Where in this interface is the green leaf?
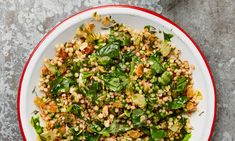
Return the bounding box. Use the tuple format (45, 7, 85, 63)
(150, 126, 167, 139)
(94, 39, 106, 47)
(144, 25, 156, 33)
(105, 77, 122, 91)
(97, 56, 112, 66)
(122, 52, 134, 62)
(163, 32, 173, 42)
(85, 80, 101, 102)
(96, 42, 120, 59)
(158, 71, 173, 86)
(132, 109, 144, 125)
(124, 109, 131, 117)
(67, 104, 82, 117)
(175, 77, 189, 94)
(169, 96, 188, 109)
(130, 56, 139, 76)
(99, 121, 132, 136)
(132, 94, 146, 108)
(82, 71, 93, 78)
(85, 132, 100, 141)
(102, 68, 128, 92)
(159, 42, 172, 57)
(182, 133, 192, 141)
(31, 115, 43, 134)
(149, 56, 164, 74)
(50, 77, 76, 96)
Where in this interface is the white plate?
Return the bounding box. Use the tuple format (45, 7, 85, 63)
(17, 5, 216, 141)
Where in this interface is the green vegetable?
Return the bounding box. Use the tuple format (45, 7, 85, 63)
(122, 52, 134, 62)
(31, 115, 43, 134)
(132, 109, 144, 125)
(175, 77, 189, 94)
(95, 39, 106, 47)
(150, 126, 167, 139)
(116, 32, 131, 46)
(182, 133, 192, 141)
(149, 55, 164, 74)
(99, 121, 132, 136)
(77, 72, 93, 88)
(71, 62, 80, 73)
(169, 96, 188, 109)
(130, 56, 139, 76)
(124, 109, 131, 117)
(132, 94, 146, 108)
(97, 56, 112, 66)
(69, 127, 83, 141)
(163, 32, 173, 42)
(85, 132, 100, 141)
(44, 62, 57, 75)
(96, 42, 120, 59)
(159, 42, 172, 57)
(158, 71, 173, 86)
(144, 25, 156, 33)
(102, 68, 128, 92)
(67, 104, 82, 117)
(50, 77, 76, 96)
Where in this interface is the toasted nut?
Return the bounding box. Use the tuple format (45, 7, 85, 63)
(41, 65, 49, 75)
(102, 105, 109, 117)
(186, 87, 195, 98)
(136, 64, 143, 77)
(186, 102, 197, 113)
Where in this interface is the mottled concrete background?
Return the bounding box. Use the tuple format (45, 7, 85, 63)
(0, 0, 234, 140)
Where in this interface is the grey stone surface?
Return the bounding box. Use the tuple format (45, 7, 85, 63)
(0, 0, 234, 140)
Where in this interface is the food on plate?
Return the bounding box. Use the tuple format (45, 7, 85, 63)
(31, 13, 202, 141)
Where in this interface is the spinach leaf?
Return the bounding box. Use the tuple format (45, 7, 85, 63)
(102, 68, 128, 92)
(130, 56, 139, 76)
(175, 77, 189, 94)
(82, 71, 93, 78)
(124, 109, 131, 117)
(122, 52, 134, 62)
(85, 80, 100, 102)
(149, 56, 165, 74)
(67, 104, 82, 117)
(85, 132, 100, 141)
(169, 96, 188, 109)
(104, 77, 123, 91)
(99, 121, 132, 136)
(117, 32, 131, 46)
(31, 115, 43, 134)
(71, 62, 80, 73)
(144, 25, 156, 33)
(163, 32, 173, 42)
(108, 27, 115, 43)
(69, 127, 83, 141)
(97, 56, 112, 66)
(131, 109, 144, 125)
(158, 71, 173, 86)
(150, 126, 167, 139)
(182, 133, 192, 141)
(96, 42, 120, 59)
(94, 39, 106, 47)
(77, 72, 93, 88)
(50, 77, 76, 96)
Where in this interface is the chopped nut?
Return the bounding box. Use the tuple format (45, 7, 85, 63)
(186, 101, 197, 113)
(102, 16, 111, 27)
(136, 64, 143, 77)
(102, 105, 109, 117)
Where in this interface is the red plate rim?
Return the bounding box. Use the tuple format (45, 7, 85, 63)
(17, 4, 216, 141)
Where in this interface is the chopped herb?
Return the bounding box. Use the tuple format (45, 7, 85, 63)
(163, 32, 174, 42)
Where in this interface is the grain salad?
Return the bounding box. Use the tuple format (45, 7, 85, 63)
(31, 13, 202, 141)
